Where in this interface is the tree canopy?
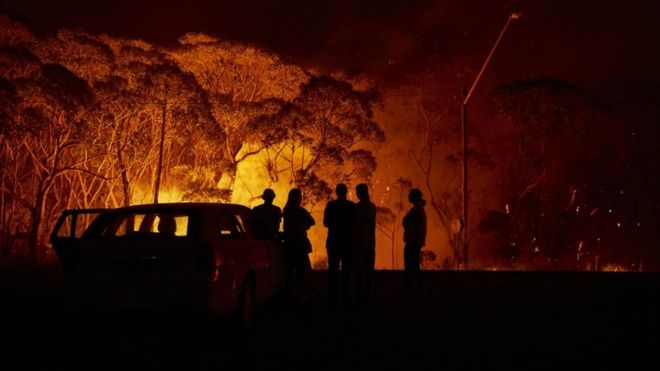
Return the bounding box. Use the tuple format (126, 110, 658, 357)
(0, 24, 384, 264)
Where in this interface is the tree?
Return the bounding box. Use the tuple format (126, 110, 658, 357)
(376, 177, 412, 269)
(169, 35, 309, 197)
(87, 76, 147, 207)
(0, 25, 388, 267)
(251, 76, 385, 204)
(0, 45, 43, 258)
(0, 77, 21, 257)
(420, 250, 437, 270)
(170, 34, 308, 102)
(138, 62, 219, 203)
(0, 14, 37, 47)
(207, 96, 285, 197)
(583, 82, 660, 271)
(9, 63, 94, 264)
(0, 46, 42, 81)
(477, 211, 514, 267)
(31, 29, 114, 83)
(411, 100, 495, 267)
(489, 79, 612, 269)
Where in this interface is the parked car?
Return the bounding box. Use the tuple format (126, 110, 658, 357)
(50, 203, 288, 327)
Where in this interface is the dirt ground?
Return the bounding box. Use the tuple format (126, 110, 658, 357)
(1, 268, 658, 370)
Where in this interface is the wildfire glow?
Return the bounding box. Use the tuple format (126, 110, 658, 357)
(0, 12, 655, 271)
(601, 264, 628, 272)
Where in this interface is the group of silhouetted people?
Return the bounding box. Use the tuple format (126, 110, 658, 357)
(323, 183, 377, 305)
(251, 184, 427, 304)
(252, 187, 315, 300)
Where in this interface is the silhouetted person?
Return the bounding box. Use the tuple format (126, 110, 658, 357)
(354, 183, 377, 300)
(402, 188, 426, 294)
(283, 188, 315, 301)
(158, 214, 177, 236)
(252, 188, 282, 239)
(323, 183, 355, 305)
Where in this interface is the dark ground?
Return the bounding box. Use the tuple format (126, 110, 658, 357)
(1, 267, 658, 370)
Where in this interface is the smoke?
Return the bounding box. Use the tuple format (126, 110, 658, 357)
(5, 0, 660, 84)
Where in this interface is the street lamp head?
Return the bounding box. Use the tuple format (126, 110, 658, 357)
(510, 12, 523, 20)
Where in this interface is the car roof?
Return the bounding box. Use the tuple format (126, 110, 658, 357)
(65, 202, 252, 214)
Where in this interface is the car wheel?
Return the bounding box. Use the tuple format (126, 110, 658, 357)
(236, 278, 255, 331)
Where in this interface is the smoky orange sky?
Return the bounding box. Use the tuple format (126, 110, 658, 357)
(2, 0, 660, 88)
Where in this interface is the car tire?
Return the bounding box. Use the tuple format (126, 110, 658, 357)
(235, 277, 255, 331)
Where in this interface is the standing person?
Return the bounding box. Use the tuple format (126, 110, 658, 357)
(252, 188, 281, 240)
(402, 188, 427, 295)
(323, 183, 355, 305)
(354, 183, 377, 300)
(282, 188, 315, 301)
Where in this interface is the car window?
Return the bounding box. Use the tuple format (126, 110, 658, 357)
(153, 215, 188, 237)
(234, 214, 247, 235)
(55, 214, 74, 237)
(101, 213, 189, 238)
(55, 212, 101, 238)
(218, 213, 244, 239)
(234, 211, 255, 237)
(74, 213, 100, 237)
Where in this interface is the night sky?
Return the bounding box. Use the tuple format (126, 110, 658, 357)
(2, 0, 660, 88)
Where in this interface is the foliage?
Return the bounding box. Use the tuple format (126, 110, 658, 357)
(250, 76, 385, 204)
(420, 250, 437, 269)
(0, 24, 384, 265)
(487, 79, 622, 269)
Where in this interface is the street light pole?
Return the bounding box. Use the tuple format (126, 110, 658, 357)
(461, 87, 468, 269)
(460, 12, 521, 269)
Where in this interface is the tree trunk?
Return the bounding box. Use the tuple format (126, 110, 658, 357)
(4, 199, 14, 258)
(0, 174, 6, 258)
(154, 100, 167, 204)
(116, 144, 131, 207)
(28, 187, 46, 266)
(391, 236, 396, 270)
(225, 162, 238, 201)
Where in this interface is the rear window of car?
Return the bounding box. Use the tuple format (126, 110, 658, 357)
(56, 212, 101, 238)
(99, 212, 190, 238)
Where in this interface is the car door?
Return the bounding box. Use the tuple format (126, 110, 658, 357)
(97, 212, 198, 283)
(50, 209, 105, 272)
(233, 210, 272, 299)
(64, 209, 208, 307)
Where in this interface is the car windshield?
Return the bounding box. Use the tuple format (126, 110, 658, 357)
(99, 212, 190, 238)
